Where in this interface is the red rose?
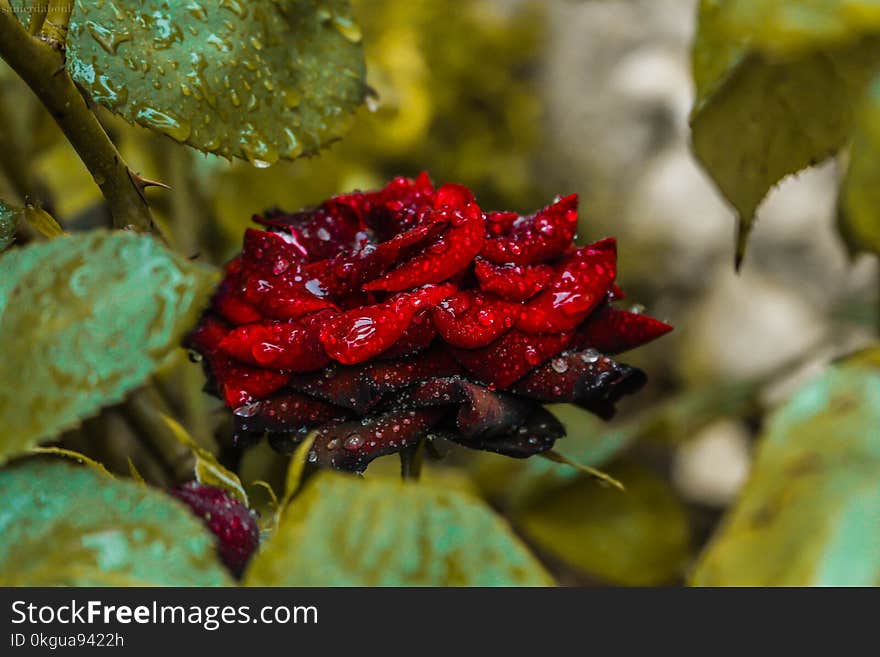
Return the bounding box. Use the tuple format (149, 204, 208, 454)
(188, 174, 671, 471)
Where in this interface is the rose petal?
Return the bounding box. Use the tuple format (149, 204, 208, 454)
(253, 202, 364, 262)
(232, 392, 350, 443)
(479, 194, 579, 266)
(430, 290, 518, 348)
(332, 172, 436, 240)
(474, 258, 554, 301)
(517, 239, 617, 334)
(311, 408, 445, 471)
(377, 309, 437, 359)
(449, 330, 573, 388)
(513, 350, 646, 419)
(305, 218, 447, 296)
(288, 364, 382, 414)
(319, 284, 455, 365)
(398, 377, 532, 440)
(211, 274, 263, 326)
(187, 317, 290, 408)
(572, 305, 673, 354)
(367, 346, 463, 392)
(363, 203, 484, 292)
(218, 319, 329, 371)
(448, 405, 563, 458)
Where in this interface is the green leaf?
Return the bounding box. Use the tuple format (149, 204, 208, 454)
(0, 459, 232, 585)
(0, 230, 217, 463)
(513, 462, 692, 586)
(245, 472, 554, 586)
(66, 0, 366, 165)
(161, 413, 249, 505)
(692, 366, 880, 586)
(840, 76, 880, 254)
(690, 0, 880, 263)
(702, 1, 880, 54)
(0, 199, 20, 252)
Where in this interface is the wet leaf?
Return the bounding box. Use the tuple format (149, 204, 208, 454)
(0, 230, 217, 463)
(691, 0, 880, 262)
(514, 462, 692, 586)
(161, 414, 248, 505)
(692, 366, 880, 586)
(24, 203, 64, 239)
(0, 459, 232, 585)
(840, 76, 880, 254)
(29, 446, 114, 478)
(67, 0, 366, 165)
(0, 199, 21, 253)
(246, 472, 554, 586)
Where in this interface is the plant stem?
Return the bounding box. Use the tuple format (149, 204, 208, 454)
(28, 0, 47, 35)
(41, 0, 73, 47)
(0, 0, 154, 231)
(400, 442, 424, 481)
(121, 386, 195, 485)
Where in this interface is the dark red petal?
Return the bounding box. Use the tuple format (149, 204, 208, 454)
(311, 408, 445, 472)
(513, 350, 646, 420)
(332, 172, 436, 239)
(232, 392, 350, 444)
(287, 364, 381, 414)
(187, 316, 290, 407)
(517, 239, 617, 334)
(608, 284, 626, 301)
(572, 306, 673, 354)
(319, 284, 454, 365)
(474, 258, 554, 301)
(485, 211, 519, 237)
(377, 310, 437, 359)
(240, 266, 337, 321)
(399, 377, 531, 440)
(241, 228, 309, 267)
(448, 406, 563, 458)
(449, 330, 573, 388)
(253, 202, 364, 262)
(304, 218, 447, 296)
(433, 182, 476, 209)
(218, 320, 329, 371)
(479, 194, 579, 266)
(171, 482, 259, 577)
(367, 346, 463, 392)
(363, 204, 484, 292)
(430, 290, 518, 348)
(212, 276, 263, 325)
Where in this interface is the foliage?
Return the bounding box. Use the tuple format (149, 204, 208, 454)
(693, 365, 880, 585)
(691, 0, 880, 262)
(0, 231, 217, 464)
(246, 472, 553, 586)
(0, 0, 878, 588)
(0, 459, 232, 586)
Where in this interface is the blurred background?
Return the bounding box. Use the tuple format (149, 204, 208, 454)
(2, 0, 878, 585)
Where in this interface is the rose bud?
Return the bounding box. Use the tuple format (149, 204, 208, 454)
(171, 482, 259, 577)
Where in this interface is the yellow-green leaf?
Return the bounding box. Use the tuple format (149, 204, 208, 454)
(0, 230, 217, 463)
(840, 76, 880, 254)
(690, 0, 880, 263)
(161, 414, 248, 505)
(0, 459, 232, 585)
(513, 462, 692, 586)
(66, 0, 366, 165)
(692, 366, 880, 586)
(245, 472, 554, 586)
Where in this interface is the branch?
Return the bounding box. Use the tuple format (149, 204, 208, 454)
(41, 0, 73, 47)
(0, 1, 154, 231)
